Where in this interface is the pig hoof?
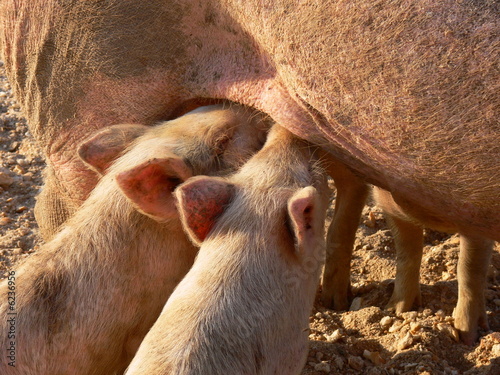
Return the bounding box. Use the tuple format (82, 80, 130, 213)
(320, 294, 348, 311)
(320, 287, 352, 311)
(454, 312, 488, 346)
(386, 294, 421, 314)
(457, 329, 478, 346)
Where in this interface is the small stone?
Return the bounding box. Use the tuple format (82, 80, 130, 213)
(349, 297, 363, 311)
(325, 329, 343, 343)
(0, 171, 14, 188)
(435, 310, 446, 320)
(397, 332, 414, 350)
(410, 322, 422, 333)
(0, 217, 11, 225)
(8, 141, 20, 152)
(13, 248, 23, 255)
(389, 320, 405, 333)
(16, 206, 28, 213)
(314, 361, 331, 373)
(12, 165, 24, 174)
(332, 355, 344, 370)
(380, 316, 394, 329)
(442, 271, 453, 281)
(488, 332, 500, 343)
(17, 158, 29, 166)
(364, 211, 377, 228)
(348, 355, 364, 371)
(315, 352, 324, 361)
(363, 350, 385, 365)
(436, 323, 459, 342)
(400, 311, 418, 321)
(422, 308, 433, 317)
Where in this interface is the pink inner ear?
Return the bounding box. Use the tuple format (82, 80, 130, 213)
(175, 177, 234, 245)
(116, 158, 192, 220)
(288, 187, 318, 250)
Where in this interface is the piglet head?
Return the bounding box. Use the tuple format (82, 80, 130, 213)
(174, 176, 235, 246)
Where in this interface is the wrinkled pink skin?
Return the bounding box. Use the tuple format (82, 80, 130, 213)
(1, 0, 499, 241)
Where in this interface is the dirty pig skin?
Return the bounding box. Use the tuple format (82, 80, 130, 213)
(1, 0, 498, 243)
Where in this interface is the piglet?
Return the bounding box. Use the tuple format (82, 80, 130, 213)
(0, 104, 270, 374)
(126, 125, 330, 375)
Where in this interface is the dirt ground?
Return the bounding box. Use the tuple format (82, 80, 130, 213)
(1, 61, 499, 374)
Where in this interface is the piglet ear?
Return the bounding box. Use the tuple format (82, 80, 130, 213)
(287, 186, 322, 252)
(175, 176, 235, 246)
(116, 158, 192, 221)
(78, 124, 148, 174)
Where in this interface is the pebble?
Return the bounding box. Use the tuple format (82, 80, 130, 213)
(349, 297, 363, 311)
(397, 332, 414, 350)
(332, 355, 344, 370)
(363, 350, 385, 365)
(389, 320, 405, 333)
(442, 271, 453, 281)
(325, 329, 343, 343)
(488, 332, 500, 343)
(436, 323, 459, 342)
(380, 316, 394, 330)
(12, 165, 24, 174)
(364, 211, 377, 228)
(348, 355, 364, 371)
(314, 361, 331, 373)
(435, 310, 446, 320)
(422, 308, 433, 317)
(410, 322, 422, 334)
(0, 217, 11, 225)
(0, 171, 14, 188)
(8, 141, 20, 151)
(17, 158, 29, 166)
(400, 311, 418, 321)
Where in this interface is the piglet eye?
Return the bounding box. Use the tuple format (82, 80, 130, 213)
(214, 135, 231, 156)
